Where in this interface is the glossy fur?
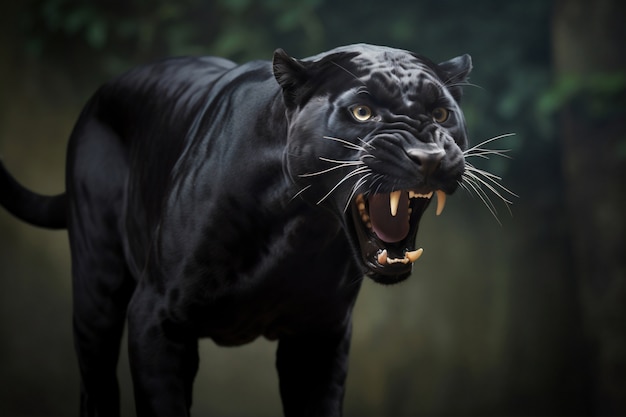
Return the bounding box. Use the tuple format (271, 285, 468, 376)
(0, 44, 472, 416)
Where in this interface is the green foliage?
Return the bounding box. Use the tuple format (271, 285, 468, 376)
(17, 0, 556, 201)
(21, 0, 328, 70)
(539, 71, 626, 119)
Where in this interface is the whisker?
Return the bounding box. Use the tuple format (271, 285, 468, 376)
(356, 136, 375, 150)
(465, 165, 518, 199)
(463, 173, 496, 208)
(322, 136, 367, 152)
(373, 180, 384, 195)
(343, 173, 372, 213)
(463, 171, 514, 220)
(464, 148, 512, 160)
(462, 174, 502, 224)
(299, 159, 363, 178)
(464, 170, 514, 205)
(445, 81, 485, 91)
(316, 167, 369, 206)
(458, 132, 518, 222)
(289, 184, 312, 202)
(458, 182, 474, 200)
(464, 133, 516, 155)
(319, 157, 364, 165)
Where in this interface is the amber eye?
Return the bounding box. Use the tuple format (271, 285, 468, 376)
(351, 105, 373, 122)
(432, 107, 449, 123)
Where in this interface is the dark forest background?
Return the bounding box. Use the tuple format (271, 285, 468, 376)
(0, 0, 624, 416)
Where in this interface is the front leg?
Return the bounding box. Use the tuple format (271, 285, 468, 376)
(276, 323, 352, 417)
(127, 288, 199, 417)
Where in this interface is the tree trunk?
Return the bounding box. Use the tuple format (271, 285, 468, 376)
(553, 0, 626, 414)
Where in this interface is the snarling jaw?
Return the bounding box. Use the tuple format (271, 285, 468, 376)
(348, 189, 446, 283)
(352, 190, 446, 275)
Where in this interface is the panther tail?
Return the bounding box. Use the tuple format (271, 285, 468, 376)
(0, 160, 67, 229)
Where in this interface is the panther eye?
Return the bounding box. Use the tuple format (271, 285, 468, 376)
(432, 107, 449, 123)
(351, 105, 373, 122)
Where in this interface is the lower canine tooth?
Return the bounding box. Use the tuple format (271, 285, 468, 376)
(406, 248, 424, 263)
(377, 249, 388, 265)
(436, 190, 446, 216)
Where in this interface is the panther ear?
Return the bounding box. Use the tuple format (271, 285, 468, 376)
(273, 48, 311, 109)
(437, 54, 472, 102)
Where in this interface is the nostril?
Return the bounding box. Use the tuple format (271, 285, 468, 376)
(406, 147, 445, 176)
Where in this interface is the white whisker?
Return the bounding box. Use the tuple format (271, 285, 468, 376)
(299, 159, 363, 178)
(464, 133, 516, 156)
(464, 148, 512, 160)
(465, 165, 518, 199)
(462, 173, 502, 224)
(356, 136, 375, 150)
(322, 136, 367, 152)
(289, 184, 312, 202)
(464, 171, 513, 205)
(463, 170, 514, 221)
(459, 132, 517, 222)
(344, 173, 372, 213)
(316, 167, 369, 206)
(318, 157, 364, 165)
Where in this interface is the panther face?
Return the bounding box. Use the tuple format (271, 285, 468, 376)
(274, 44, 472, 284)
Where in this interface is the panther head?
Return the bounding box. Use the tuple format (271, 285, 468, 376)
(273, 44, 472, 285)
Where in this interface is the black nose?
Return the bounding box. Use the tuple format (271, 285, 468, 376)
(406, 146, 445, 176)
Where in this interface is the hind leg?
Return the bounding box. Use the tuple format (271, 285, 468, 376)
(67, 117, 134, 417)
(71, 246, 134, 417)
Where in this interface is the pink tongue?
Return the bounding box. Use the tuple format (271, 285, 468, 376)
(368, 192, 410, 243)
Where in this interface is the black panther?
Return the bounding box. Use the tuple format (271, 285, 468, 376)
(0, 44, 472, 416)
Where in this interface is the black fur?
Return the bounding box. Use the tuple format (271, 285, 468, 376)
(0, 44, 471, 416)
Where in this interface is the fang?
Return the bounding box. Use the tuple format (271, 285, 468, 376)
(377, 249, 388, 265)
(436, 190, 446, 216)
(389, 190, 402, 217)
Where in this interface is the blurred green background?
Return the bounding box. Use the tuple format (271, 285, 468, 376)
(0, 0, 624, 416)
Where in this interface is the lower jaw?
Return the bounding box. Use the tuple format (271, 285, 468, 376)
(362, 244, 415, 276)
(351, 228, 418, 281)
(365, 264, 413, 284)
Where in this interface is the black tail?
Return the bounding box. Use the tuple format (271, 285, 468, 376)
(0, 160, 67, 229)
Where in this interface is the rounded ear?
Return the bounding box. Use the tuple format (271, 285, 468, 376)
(272, 48, 310, 109)
(438, 54, 473, 102)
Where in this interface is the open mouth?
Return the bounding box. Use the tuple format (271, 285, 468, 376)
(350, 189, 446, 281)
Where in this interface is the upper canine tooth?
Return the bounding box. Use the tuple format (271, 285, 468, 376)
(389, 190, 402, 217)
(436, 190, 446, 216)
(406, 248, 424, 263)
